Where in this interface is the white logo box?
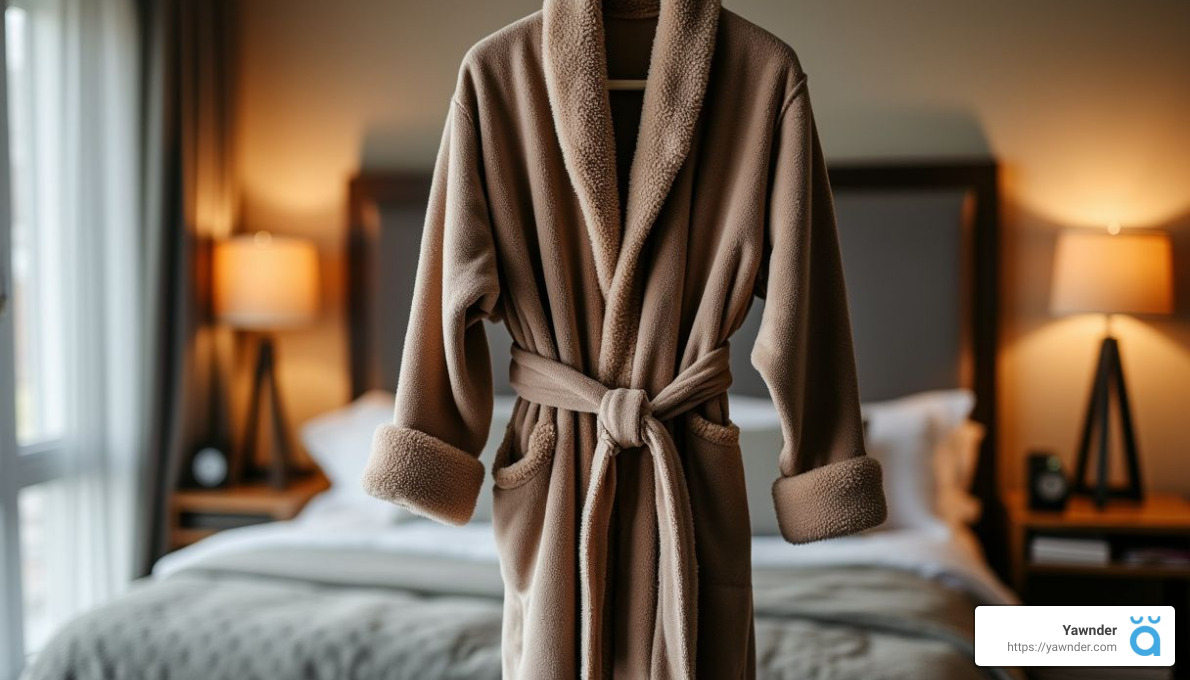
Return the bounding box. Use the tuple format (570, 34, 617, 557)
(976, 605, 1175, 667)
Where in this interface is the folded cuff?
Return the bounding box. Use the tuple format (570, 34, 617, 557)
(772, 456, 887, 544)
(361, 424, 485, 526)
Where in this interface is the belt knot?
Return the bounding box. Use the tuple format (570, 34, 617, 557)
(597, 388, 652, 450)
(508, 343, 733, 680)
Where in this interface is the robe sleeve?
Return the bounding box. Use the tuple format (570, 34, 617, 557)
(361, 98, 500, 526)
(752, 77, 887, 544)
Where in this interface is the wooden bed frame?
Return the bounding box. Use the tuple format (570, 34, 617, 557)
(345, 160, 1004, 572)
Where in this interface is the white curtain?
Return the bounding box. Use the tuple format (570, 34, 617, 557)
(21, 0, 143, 629)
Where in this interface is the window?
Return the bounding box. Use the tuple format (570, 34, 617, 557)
(2, 2, 72, 672)
(17, 483, 52, 652)
(1, 0, 141, 673)
(7, 3, 65, 450)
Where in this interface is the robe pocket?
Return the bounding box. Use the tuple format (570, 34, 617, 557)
(492, 417, 556, 596)
(684, 413, 752, 587)
(492, 417, 557, 490)
(686, 412, 741, 447)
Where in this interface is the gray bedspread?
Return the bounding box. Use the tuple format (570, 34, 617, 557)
(24, 548, 1022, 680)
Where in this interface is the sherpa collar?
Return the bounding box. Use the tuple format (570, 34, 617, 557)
(542, 0, 721, 299)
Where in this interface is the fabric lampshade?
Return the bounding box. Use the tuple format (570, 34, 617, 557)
(1050, 230, 1174, 316)
(214, 233, 320, 328)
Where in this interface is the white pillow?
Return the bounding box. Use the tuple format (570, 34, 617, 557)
(730, 391, 980, 535)
(862, 399, 938, 529)
(935, 419, 985, 525)
(299, 390, 410, 523)
(731, 396, 786, 536)
(301, 392, 519, 525)
(862, 389, 976, 530)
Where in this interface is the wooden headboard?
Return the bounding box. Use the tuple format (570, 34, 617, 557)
(345, 160, 1002, 566)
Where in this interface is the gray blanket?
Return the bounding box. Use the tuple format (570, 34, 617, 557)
(24, 548, 1022, 680)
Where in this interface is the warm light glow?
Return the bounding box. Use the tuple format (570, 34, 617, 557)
(999, 313, 1190, 492)
(1050, 229, 1173, 316)
(213, 233, 320, 329)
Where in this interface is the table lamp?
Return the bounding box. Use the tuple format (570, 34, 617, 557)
(1050, 228, 1173, 507)
(214, 232, 320, 489)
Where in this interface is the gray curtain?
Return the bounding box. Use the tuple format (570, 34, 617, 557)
(136, 0, 237, 574)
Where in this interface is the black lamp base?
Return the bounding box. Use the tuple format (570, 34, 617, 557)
(1072, 335, 1144, 508)
(232, 333, 296, 489)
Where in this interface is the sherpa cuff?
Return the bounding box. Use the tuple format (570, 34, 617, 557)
(772, 456, 887, 544)
(361, 424, 485, 526)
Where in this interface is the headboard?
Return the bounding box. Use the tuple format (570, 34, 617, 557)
(346, 161, 1002, 562)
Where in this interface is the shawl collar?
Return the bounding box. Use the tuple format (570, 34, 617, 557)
(542, 0, 720, 299)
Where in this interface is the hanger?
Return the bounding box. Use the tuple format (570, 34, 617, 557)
(607, 79, 647, 91)
(604, 10, 648, 91)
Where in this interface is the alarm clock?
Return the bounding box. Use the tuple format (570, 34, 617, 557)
(1027, 452, 1069, 511)
(191, 446, 230, 489)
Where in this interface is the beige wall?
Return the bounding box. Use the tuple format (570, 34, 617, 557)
(236, 0, 1190, 493)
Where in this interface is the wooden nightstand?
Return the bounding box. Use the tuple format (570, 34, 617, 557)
(1006, 491, 1190, 680)
(1005, 489, 1190, 593)
(169, 473, 329, 550)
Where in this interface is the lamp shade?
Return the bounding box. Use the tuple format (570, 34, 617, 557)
(1050, 230, 1173, 316)
(213, 233, 320, 329)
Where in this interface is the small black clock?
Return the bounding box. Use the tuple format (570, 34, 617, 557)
(1027, 451, 1069, 512)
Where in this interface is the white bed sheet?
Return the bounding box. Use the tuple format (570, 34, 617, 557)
(752, 520, 1015, 604)
(154, 491, 1016, 606)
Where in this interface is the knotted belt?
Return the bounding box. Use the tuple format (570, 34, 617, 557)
(509, 345, 733, 680)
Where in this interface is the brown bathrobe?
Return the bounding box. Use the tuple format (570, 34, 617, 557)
(361, 0, 888, 678)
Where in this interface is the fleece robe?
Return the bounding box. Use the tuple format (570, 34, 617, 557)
(361, 0, 888, 678)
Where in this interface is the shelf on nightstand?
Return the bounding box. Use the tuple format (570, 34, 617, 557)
(1004, 489, 1190, 592)
(1004, 488, 1190, 678)
(169, 473, 329, 550)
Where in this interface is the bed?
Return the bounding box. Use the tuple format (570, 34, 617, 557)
(25, 161, 1021, 680)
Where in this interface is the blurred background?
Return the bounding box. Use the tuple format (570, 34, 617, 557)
(1, 1, 1188, 679)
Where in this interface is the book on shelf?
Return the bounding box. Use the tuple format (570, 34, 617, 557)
(1120, 546, 1190, 568)
(1029, 535, 1110, 566)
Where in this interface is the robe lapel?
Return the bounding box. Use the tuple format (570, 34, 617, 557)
(542, 0, 720, 302)
(542, 0, 623, 298)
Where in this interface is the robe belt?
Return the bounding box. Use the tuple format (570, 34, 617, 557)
(508, 345, 733, 680)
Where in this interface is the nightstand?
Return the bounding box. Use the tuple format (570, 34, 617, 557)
(169, 473, 329, 550)
(1005, 489, 1190, 593)
(1005, 489, 1190, 680)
